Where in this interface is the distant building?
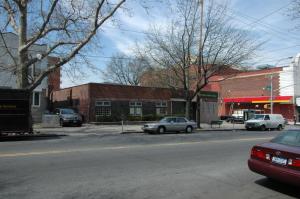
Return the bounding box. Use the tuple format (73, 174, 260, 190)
(51, 83, 219, 123)
(0, 32, 60, 122)
(140, 54, 300, 122)
(208, 53, 300, 122)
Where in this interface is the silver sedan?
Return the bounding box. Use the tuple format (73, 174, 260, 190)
(142, 117, 197, 133)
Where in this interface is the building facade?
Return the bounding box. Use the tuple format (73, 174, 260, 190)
(212, 53, 300, 121)
(51, 83, 219, 123)
(0, 33, 60, 122)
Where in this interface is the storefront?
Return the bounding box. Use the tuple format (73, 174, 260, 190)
(222, 96, 294, 120)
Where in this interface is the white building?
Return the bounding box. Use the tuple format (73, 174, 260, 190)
(0, 32, 50, 122)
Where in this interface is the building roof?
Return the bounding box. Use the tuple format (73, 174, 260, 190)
(89, 83, 188, 100)
(57, 83, 192, 100)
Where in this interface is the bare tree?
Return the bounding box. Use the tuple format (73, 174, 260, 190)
(141, 0, 200, 119)
(141, 0, 262, 121)
(0, 0, 126, 91)
(102, 53, 151, 85)
(289, 0, 300, 29)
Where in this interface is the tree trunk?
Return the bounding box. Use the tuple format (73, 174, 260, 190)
(17, 2, 32, 132)
(17, 2, 29, 89)
(196, 94, 201, 128)
(185, 100, 190, 119)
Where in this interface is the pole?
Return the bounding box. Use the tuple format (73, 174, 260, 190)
(270, 74, 273, 114)
(196, 0, 204, 128)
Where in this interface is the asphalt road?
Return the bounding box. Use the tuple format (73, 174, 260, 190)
(0, 130, 300, 199)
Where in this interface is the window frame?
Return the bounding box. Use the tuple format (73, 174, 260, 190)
(129, 101, 143, 116)
(32, 92, 40, 107)
(95, 100, 111, 117)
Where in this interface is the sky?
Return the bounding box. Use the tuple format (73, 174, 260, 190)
(61, 0, 300, 88)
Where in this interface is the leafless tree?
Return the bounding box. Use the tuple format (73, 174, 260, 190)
(141, 0, 262, 121)
(102, 53, 151, 85)
(289, 0, 300, 29)
(0, 0, 125, 91)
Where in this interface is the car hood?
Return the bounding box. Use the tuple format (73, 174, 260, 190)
(62, 114, 80, 118)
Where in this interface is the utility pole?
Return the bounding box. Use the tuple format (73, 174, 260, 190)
(270, 74, 273, 114)
(196, 0, 204, 128)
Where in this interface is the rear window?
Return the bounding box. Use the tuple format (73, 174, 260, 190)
(271, 131, 300, 147)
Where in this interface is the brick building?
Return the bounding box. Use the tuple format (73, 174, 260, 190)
(211, 53, 300, 121)
(51, 83, 219, 123)
(140, 53, 300, 122)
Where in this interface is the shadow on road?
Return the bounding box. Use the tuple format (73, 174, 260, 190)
(255, 178, 300, 198)
(0, 134, 66, 142)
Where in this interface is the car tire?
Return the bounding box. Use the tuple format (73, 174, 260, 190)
(260, 125, 266, 131)
(157, 126, 165, 134)
(59, 119, 64, 127)
(277, 125, 283, 131)
(185, 126, 193, 133)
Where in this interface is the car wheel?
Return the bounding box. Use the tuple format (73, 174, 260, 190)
(59, 119, 64, 127)
(186, 126, 193, 133)
(277, 125, 283, 131)
(157, 126, 165, 134)
(260, 125, 266, 131)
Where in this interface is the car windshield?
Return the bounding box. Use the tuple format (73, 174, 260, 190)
(61, 109, 75, 114)
(253, 115, 265, 120)
(160, 117, 176, 123)
(271, 131, 300, 147)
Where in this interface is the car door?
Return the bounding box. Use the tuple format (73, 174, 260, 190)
(175, 117, 187, 131)
(264, 115, 271, 128)
(165, 117, 177, 131)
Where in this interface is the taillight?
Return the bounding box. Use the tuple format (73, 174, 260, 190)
(288, 159, 300, 167)
(251, 147, 270, 160)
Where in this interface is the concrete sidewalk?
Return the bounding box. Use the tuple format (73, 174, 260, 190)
(34, 122, 246, 135)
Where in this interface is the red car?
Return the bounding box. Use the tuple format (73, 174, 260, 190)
(248, 131, 300, 187)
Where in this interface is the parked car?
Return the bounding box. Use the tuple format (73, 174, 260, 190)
(248, 130, 300, 187)
(142, 117, 197, 133)
(54, 108, 82, 127)
(245, 114, 285, 131)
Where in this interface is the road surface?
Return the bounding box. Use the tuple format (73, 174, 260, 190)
(0, 130, 299, 199)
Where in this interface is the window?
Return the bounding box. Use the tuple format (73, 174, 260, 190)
(271, 131, 300, 147)
(264, 115, 270, 120)
(95, 101, 111, 107)
(95, 101, 111, 116)
(32, 92, 40, 107)
(176, 117, 187, 123)
(156, 101, 167, 115)
(129, 101, 142, 116)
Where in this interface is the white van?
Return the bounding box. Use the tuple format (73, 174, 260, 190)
(245, 114, 285, 131)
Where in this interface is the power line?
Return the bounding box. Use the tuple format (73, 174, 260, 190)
(247, 2, 292, 27)
(221, 2, 300, 41)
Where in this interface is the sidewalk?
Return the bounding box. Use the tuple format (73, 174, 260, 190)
(34, 122, 246, 135)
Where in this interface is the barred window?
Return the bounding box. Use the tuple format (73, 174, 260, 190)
(95, 101, 111, 116)
(129, 101, 142, 116)
(156, 101, 167, 115)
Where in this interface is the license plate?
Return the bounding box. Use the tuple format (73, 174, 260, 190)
(272, 156, 287, 165)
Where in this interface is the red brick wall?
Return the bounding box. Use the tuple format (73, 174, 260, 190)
(47, 57, 61, 92)
(215, 68, 295, 120)
(51, 84, 91, 122)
